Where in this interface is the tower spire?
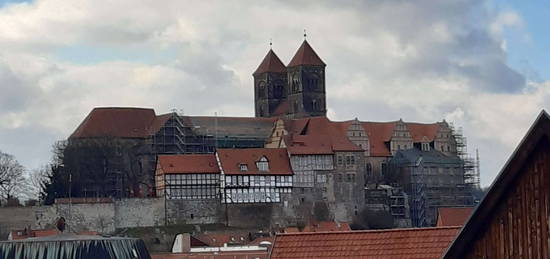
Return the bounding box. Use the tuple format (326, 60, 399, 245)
(269, 38, 272, 49)
(303, 29, 307, 39)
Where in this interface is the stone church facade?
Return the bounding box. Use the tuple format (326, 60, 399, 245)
(254, 40, 327, 118)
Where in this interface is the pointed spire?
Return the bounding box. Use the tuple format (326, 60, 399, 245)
(253, 49, 287, 75)
(288, 40, 325, 67)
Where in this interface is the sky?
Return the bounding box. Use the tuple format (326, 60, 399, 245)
(0, 0, 549, 187)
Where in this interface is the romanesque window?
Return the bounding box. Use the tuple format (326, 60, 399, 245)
(258, 82, 266, 97)
(274, 83, 283, 98)
(256, 156, 269, 171)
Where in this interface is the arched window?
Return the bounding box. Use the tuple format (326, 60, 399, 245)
(258, 82, 266, 97)
(312, 99, 317, 111)
(274, 83, 283, 98)
(256, 156, 269, 171)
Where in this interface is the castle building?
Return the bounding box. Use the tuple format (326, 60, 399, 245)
(65, 39, 475, 228)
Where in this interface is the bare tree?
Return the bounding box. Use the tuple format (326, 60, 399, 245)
(0, 151, 25, 200)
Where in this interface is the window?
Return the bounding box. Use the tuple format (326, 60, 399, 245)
(422, 142, 430, 151)
(256, 156, 269, 171)
(239, 164, 248, 172)
(316, 174, 327, 183)
(337, 155, 343, 166)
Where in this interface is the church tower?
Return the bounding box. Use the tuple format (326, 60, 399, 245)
(253, 49, 288, 117)
(286, 40, 327, 118)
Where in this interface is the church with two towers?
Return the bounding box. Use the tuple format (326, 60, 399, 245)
(253, 40, 327, 118)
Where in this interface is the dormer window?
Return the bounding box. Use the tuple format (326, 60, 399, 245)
(239, 164, 248, 172)
(422, 142, 430, 151)
(256, 156, 269, 172)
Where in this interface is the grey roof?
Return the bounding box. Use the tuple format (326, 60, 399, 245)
(0, 234, 150, 259)
(390, 148, 463, 165)
(184, 116, 276, 139)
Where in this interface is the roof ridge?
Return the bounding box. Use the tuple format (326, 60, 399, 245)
(276, 226, 461, 236)
(288, 40, 325, 67)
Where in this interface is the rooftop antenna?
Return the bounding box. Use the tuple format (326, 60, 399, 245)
(303, 29, 307, 39)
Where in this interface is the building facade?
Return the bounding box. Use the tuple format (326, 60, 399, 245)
(64, 39, 476, 228)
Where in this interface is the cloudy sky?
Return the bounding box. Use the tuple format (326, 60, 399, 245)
(0, 0, 548, 187)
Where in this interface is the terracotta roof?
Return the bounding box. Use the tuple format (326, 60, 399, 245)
(284, 222, 351, 233)
(70, 107, 171, 138)
(271, 101, 289, 117)
(288, 40, 325, 67)
(361, 121, 395, 157)
(407, 123, 440, 142)
(157, 154, 220, 174)
(271, 227, 461, 259)
(436, 207, 474, 227)
(444, 110, 550, 258)
(151, 251, 268, 259)
(254, 49, 287, 75)
(217, 148, 292, 175)
(283, 117, 361, 155)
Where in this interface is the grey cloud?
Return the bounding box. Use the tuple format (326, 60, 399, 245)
(0, 0, 542, 187)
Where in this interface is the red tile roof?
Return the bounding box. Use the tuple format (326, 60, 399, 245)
(288, 40, 325, 67)
(407, 123, 440, 142)
(283, 117, 361, 155)
(254, 49, 287, 75)
(338, 120, 441, 157)
(271, 101, 289, 117)
(270, 227, 460, 259)
(217, 148, 292, 175)
(70, 107, 171, 138)
(284, 222, 351, 233)
(151, 251, 268, 259)
(361, 121, 396, 157)
(157, 154, 220, 174)
(436, 207, 474, 227)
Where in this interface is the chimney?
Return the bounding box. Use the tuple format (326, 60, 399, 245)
(181, 233, 191, 253)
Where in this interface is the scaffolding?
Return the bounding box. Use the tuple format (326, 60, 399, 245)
(410, 158, 427, 227)
(450, 124, 480, 190)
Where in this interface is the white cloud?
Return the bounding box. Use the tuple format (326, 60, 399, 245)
(0, 0, 544, 187)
